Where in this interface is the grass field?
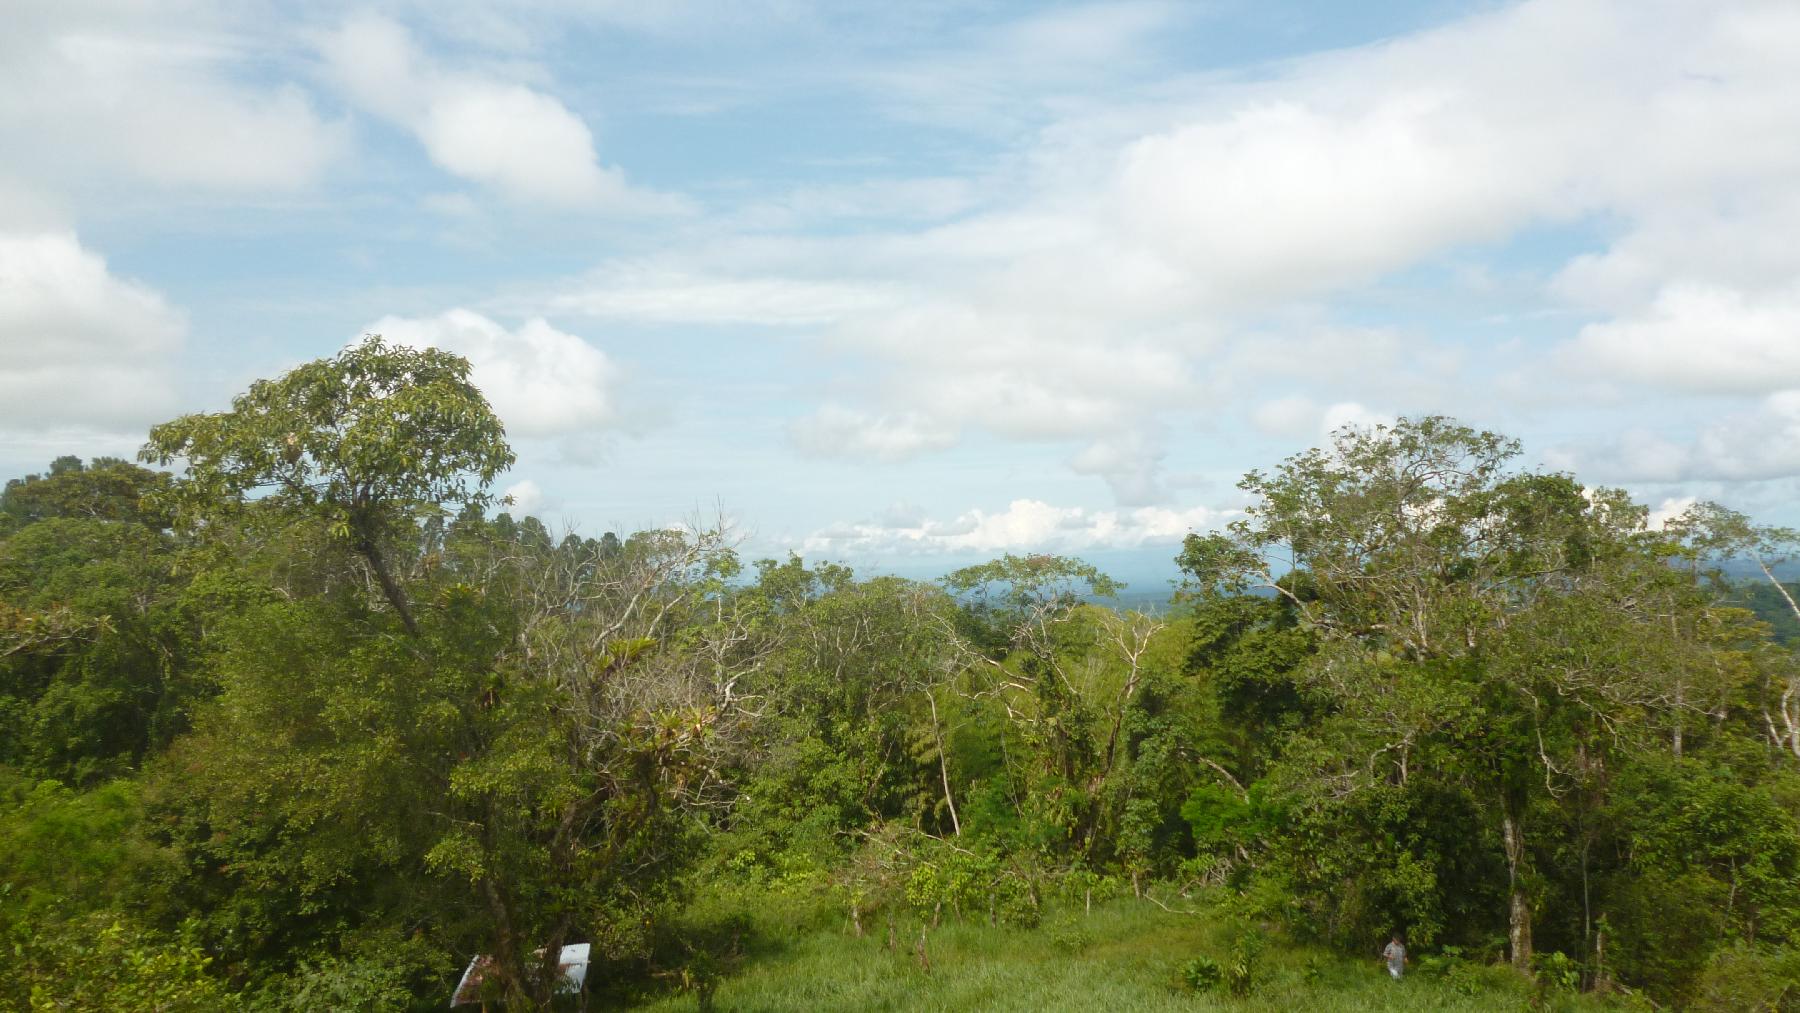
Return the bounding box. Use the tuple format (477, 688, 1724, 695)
(626, 892, 1623, 1012)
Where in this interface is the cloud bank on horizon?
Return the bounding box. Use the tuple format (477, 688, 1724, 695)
(2, 0, 1799, 569)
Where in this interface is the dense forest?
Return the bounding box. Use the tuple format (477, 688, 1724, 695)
(8, 338, 1800, 1010)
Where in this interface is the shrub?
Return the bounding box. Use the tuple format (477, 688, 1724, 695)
(1689, 944, 1800, 1012)
(1046, 918, 1092, 953)
(1180, 955, 1223, 993)
(1225, 929, 1263, 997)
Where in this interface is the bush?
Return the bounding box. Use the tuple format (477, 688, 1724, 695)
(1180, 955, 1223, 993)
(1534, 950, 1583, 993)
(1225, 929, 1263, 997)
(1689, 944, 1800, 1012)
(1046, 919, 1093, 953)
(2, 915, 231, 1012)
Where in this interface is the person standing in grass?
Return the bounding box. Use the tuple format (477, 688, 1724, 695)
(1381, 935, 1407, 979)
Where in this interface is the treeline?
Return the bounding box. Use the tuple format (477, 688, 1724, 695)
(5, 341, 1800, 1009)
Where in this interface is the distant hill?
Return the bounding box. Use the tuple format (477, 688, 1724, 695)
(1728, 579, 1800, 644)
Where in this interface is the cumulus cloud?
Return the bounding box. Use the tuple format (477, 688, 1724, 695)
(511, 0, 1800, 506)
(0, 8, 344, 193)
(1110, 96, 1543, 306)
(788, 405, 959, 462)
(1554, 391, 1800, 483)
(0, 232, 184, 434)
(1069, 433, 1166, 506)
(1564, 283, 1800, 394)
(1320, 402, 1396, 438)
(322, 14, 681, 210)
(363, 309, 618, 439)
(1249, 397, 1396, 441)
(502, 478, 545, 515)
(803, 498, 1225, 557)
(1647, 496, 1699, 530)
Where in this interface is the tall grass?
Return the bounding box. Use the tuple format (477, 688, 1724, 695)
(628, 892, 1624, 1012)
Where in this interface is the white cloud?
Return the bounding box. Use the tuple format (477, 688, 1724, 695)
(547, 265, 902, 326)
(1647, 496, 1698, 530)
(1320, 402, 1395, 438)
(364, 309, 618, 439)
(1554, 391, 1800, 483)
(1110, 95, 1543, 306)
(0, 10, 345, 193)
(0, 232, 184, 433)
(1662, 392, 1800, 482)
(1069, 433, 1166, 506)
(788, 405, 959, 462)
(1250, 395, 1320, 438)
(519, 0, 1800, 504)
(0, 234, 178, 365)
(1249, 396, 1399, 441)
(803, 497, 1226, 557)
(1564, 283, 1800, 394)
(502, 478, 544, 514)
(322, 14, 681, 210)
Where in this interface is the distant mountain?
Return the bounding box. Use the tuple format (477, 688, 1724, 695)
(1728, 579, 1800, 645)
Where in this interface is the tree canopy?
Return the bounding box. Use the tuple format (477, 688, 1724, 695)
(141, 336, 514, 634)
(5, 406, 1800, 1009)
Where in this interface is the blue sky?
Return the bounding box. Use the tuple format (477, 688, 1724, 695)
(4, 0, 1800, 587)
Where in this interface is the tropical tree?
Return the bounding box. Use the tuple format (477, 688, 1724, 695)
(141, 335, 513, 635)
(1179, 417, 1734, 968)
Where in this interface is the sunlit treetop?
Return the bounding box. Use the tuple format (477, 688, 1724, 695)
(140, 335, 515, 538)
(140, 336, 515, 634)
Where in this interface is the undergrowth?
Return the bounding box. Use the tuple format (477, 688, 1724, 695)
(626, 886, 1628, 1012)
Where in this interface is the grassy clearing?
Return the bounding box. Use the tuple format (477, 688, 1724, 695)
(627, 892, 1621, 1012)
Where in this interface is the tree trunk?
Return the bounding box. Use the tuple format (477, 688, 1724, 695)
(1502, 809, 1533, 971)
(1755, 559, 1800, 624)
(358, 536, 419, 635)
(926, 689, 961, 836)
(1593, 919, 1609, 992)
(1673, 684, 1684, 757)
(482, 876, 528, 1007)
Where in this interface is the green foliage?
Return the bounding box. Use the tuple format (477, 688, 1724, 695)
(0, 506, 222, 783)
(141, 335, 513, 532)
(1181, 954, 1223, 992)
(249, 927, 452, 1013)
(633, 894, 1549, 1012)
(1416, 946, 1497, 997)
(4, 411, 1798, 1007)
(141, 335, 514, 633)
(0, 773, 175, 918)
(1535, 951, 1583, 993)
(1225, 927, 1264, 996)
(1, 456, 173, 529)
(1045, 917, 1093, 953)
(1, 916, 230, 1012)
(1688, 944, 1800, 1012)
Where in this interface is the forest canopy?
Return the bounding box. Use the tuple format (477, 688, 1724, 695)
(5, 343, 1800, 1009)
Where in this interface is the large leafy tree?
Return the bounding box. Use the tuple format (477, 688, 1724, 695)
(155, 514, 762, 1008)
(0, 457, 219, 783)
(1, 455, 173, 531)
(1179, 417, 1735, 969)
(1665, 502, 1800, 755)
(141, 336, 513, 635)
(944, 555, 1183, 863)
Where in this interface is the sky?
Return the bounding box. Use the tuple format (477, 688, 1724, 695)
(4, 0, 1800, 587)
